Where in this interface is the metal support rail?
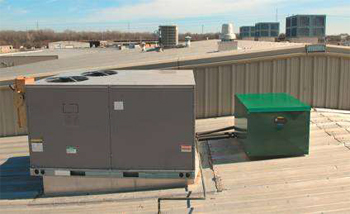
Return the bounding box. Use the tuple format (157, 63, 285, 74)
(157, 140, 207, 214)
(157, 125, 244, 213)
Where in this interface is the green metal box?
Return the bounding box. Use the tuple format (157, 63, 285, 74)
(235, 93, 311, 158)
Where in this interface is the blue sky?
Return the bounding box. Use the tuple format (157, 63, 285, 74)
(0, 0, 349, 34)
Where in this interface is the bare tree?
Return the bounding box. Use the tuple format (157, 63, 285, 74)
(0, 29, 220, 48)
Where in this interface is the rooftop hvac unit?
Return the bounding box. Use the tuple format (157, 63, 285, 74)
(26, 70, 196, 180)
(159, 25, 179, 48)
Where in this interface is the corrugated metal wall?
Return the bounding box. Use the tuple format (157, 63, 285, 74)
(0, 86, 27, 136)
(193, 55, 350, 118)
(0, 53, 349, 136)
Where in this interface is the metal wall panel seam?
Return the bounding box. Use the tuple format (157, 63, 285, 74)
(204, 68, 209, 118)
(312, 56, 318, 107)
(244, 63, 249, 93)
(299, 56, 304, 101)
(346, 58, 349, 108)
(286, 58, 291, 94)
(0, 88, 7, 136)
(258, 61, 263, 93)
(3, 88, 11, 136)
(272, 60, 277, 93)
(338, 58, 344, 109)
(194, 69, 200, 118)
(193, 70, 200, 118)
(346, 59, 350, 109)
(331, 57, 340, 108)
(218, 66, 222, 116)
(325, 56, 330, 107)
(230, 64, 235, 114)
(280, 60, 286, 92)
(306, 56, 313, 104)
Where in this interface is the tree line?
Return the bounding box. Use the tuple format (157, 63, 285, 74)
(0, 29, 220, 49)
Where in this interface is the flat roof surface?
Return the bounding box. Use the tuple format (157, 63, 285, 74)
(1, 108, 350, 213)
(30, 70, 195, 86)
(236, 93, 311, 112)
(0, 40, 307, 82)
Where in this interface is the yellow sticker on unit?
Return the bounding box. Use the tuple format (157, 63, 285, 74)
(30, 138, 43, 143)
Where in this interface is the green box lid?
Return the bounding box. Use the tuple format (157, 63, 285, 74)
(236, 93, 311, 113)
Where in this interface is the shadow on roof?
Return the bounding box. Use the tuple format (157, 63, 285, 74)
(0, 156, 42, 200)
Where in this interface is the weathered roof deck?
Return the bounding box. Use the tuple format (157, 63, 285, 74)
(1, 108, 350, 213)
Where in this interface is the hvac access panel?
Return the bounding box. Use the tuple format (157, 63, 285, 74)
(26, 87, 111, 169)
(110, 88, 195, 171)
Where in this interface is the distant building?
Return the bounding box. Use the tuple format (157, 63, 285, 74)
(255, 22, 279, 42)
(159, 25, 178, 48)
(326, 34, 349, 45)
(99, 41, 108, 48)
(0, 45, 14, 53)
(341, 41, 350, 46)
(286, 15, 326, 43)
(48, 41, 90, 49)
(240, 26, 255, 40)
(339, 33, 349, 41)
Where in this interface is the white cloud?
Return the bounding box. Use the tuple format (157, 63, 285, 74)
(310, 4, 350, 16)
(15, 8, 28, 14)
(90, 0, 289, 21)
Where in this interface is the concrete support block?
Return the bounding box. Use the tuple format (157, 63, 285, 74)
(256, 37, 276, 42)
(289, 37, 319, 44)
(242, 37, 255, 41)
(218, 41, 238, 52)
(43, 176, 193, 196)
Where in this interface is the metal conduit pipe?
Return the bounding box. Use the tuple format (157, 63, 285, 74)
(196, 125, 246, 137)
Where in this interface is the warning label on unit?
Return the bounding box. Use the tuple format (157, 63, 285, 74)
(180, 145, 192, 153)
(31, 143, 43, 152)
(114, 101, 124, 110)
(66, 146, 77, 154)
